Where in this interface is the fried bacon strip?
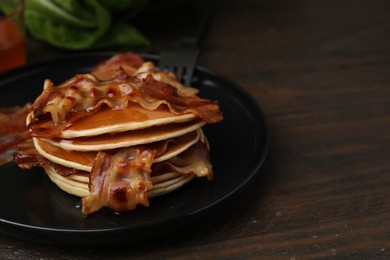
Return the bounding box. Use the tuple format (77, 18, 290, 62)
(142, 75, 222, 124)
(93, 52, 144, 73)
(13, 138, 44, 169)
(14, 138, 79, 176)
(0, 104, 31, 166)
(82, 147, 156, 215)
(28, 66, 222, 139)
(153, 141, 214, 181)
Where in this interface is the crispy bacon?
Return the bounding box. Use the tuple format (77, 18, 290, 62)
(93, 52, 144, 73)
(14, 138, 47, 169)
(92, 54, 198, 98)
(142, 75, 223, 124)
(0, 104, 31, 166)
(82, 147, 156, 215)
(29, 74, 140, 125)
(14, 138, 79, 176)
(134, 62, 199, 97)
(153, 141, 213, 181)
(28, 71, 223, 139)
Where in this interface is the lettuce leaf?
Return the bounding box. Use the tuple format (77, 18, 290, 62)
(24, 0, 150, 51)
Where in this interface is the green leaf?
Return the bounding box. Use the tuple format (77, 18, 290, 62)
(94, 22, 151, 51)
(25, 0, 102, 28)
(24, 0, 151, 51)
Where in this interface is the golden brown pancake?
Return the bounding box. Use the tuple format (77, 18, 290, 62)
(62, 105, 196, 138)
(33, 130, 201, 171)
(43, 163, 195, 198)
(27, 103, 197, 139)
(43, 120, 205, 152)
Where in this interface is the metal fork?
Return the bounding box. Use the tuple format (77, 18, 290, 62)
(159, 3, 212, 86)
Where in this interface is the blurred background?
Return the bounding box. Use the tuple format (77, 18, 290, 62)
(24, 0, 207, 62)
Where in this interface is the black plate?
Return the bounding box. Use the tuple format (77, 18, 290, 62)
(0, 53, 269, 246)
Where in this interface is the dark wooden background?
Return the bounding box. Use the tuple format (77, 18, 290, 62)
(1, 0, 390, 258)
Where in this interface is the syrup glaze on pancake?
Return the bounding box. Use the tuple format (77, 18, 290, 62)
(61, 104, 196, 138)
(28, 102, 197, 139)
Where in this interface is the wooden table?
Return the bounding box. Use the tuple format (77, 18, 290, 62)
(1, 0, 390, 258)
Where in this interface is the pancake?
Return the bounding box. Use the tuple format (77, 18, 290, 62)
(44, 165, 90, 197)
(43, 119, 205, 152)
(33, 138, 95, 172)
(33, 130, 201, 172)
(43, 163, 195, 198)
(43, 131, 211, 200)
(27, 103, 197, 139)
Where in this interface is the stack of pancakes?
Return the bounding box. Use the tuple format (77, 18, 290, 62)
(29, 105, 209, 194)
(19, 53, 223, 214)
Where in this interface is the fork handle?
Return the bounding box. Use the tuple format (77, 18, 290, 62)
(181, 1, 213, 49)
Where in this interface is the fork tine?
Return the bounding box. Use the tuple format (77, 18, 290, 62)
(159, 48, 199, 86)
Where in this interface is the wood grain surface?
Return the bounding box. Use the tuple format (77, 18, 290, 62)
(1, 0, 390, 258)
